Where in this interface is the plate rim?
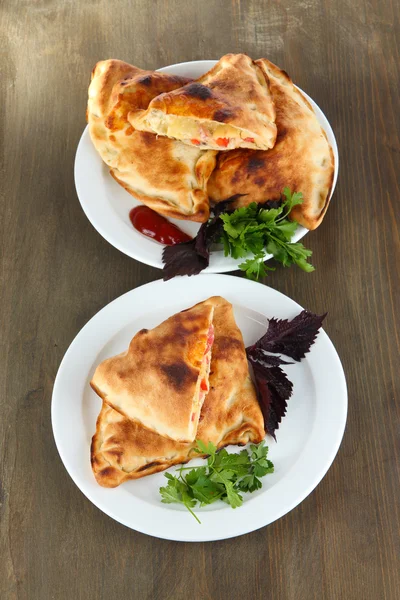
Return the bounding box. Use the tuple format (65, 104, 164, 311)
(52, 274, 347, 542)
(74, 59, 339, 272)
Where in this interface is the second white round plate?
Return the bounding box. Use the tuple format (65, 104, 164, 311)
(52, 275, 347, 542)
(74, 60, 339, 272)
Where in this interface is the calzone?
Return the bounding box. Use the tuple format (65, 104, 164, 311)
(208, 58, 335, 230)
(129, 54, 277, 151)
(91, 302, 215, 443)
(87, 59, 217, 222)
(91, 297, 265, 487)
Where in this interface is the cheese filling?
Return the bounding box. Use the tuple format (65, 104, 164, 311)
(144, 110, 261, 150)
(189, 324, 214, 436)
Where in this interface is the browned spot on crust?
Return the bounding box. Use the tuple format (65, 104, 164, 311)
(125, 125, 134, 136)
(160, 362, 197, 390)
(99, 466, 116, 478)
(211, 79, 238, 93)
(214, 336, 243, 361)
(105, 115, 114, 129)
(170, 75, 192, 86)
(109, 134, 116, 142)
(254, 176, 266, 187)
(231, 171, 242, 185)
(277, 127, 287, 140)
(137, 75, 152, 86)
(247, 157, 265, 172)
(137, 461, 162, 472)
(183, 83, 213, 100)
(213, 108, 235, 122)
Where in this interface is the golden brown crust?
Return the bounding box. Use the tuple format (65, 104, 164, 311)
(109, 166, 210, 223)
(129, 54, 277, 150)
(90, 303, 214, 443)
(88, 59, 192, 124)
(208, 58, 335, 230)
(91, 297, 265, 488)
(87, 59, 216, 222)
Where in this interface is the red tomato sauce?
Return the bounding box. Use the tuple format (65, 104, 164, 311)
(129, 206, 192, 246)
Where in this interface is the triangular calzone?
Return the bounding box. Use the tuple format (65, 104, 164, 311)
(91, 302, 215, 443)
(129, 54, 277, 151)
(87, 59, 217, 222)
(208, 58, 335, 230)
(91, 297, 265, 487)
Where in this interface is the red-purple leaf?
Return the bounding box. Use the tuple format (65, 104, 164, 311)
(162, 200, 236, 280)
(246, 309, 326, 438)
(248, 310, 327, 361)
(162, 239, 209, 280)
(247, 353, 293, 438)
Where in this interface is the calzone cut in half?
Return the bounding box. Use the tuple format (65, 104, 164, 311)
(90, 302, 215, 443)
(87, 59, 217, 222)
(208, 58, 335, 230)
(129, 54, 277, 151)
(91, 297, 265, 487)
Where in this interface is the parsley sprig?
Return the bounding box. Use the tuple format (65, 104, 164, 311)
(159, 440, 274, 523)
(219, 188, 315, 280)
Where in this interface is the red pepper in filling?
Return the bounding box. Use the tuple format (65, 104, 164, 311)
(200, 379, 208, 392)
(244, 137, 255, 143)
(205, 325, 215, 353)
(216, 137, 229, 147)
(191, 138, 200, 145)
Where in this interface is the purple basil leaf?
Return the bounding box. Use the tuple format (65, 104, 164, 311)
(161, 196, 282, 281)
(246, 348, 293, 368)
(194, 221, 213, 259)
(249, 358, 293, 439)
(249, 310, 327, 361)
(262, 199, 282, 210)
(246, 309, 326, 438)
(195, 215, 224, 257)
(162, 240, 208, 280)
(162, 201, 235, 280)
(212, 195, 247, 216)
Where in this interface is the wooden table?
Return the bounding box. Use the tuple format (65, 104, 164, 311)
(1, 1, 399, 598)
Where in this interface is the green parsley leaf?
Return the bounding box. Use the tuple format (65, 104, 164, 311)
(283, 187, 304, 210)
(194, 439, 217, 457)
(243, 231, 265, 255)
(160, 474, 200, 523)
(274, 220, 299, 241)
(159, 440, 274, 522)
(187, 472, 224, 505)
(229, 237, 250, 259)
(219, 217, 242, 239)
(221, 480, 243, 508)
(257, 206, 283, 223)
(219, 189, 314, 281)
(239, 254, 275, 280)
(236, 473, 263, 493)
(213, 449, 250, 477)
(221, 230, 232, 257)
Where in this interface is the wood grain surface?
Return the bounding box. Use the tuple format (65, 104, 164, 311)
(1, 0, 399, 598)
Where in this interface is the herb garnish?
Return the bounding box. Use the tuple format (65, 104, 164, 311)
(162, 198, 234, 280)
(159, 309, 326, 520)
(246, 310, 327, 438)
(159, 440, 274, 523)
(221, 189, 314, 279)
(162, 189, 314, 281)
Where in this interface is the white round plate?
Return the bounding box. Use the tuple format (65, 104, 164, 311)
(75, 60, 339, 272)
(52, 275, 347, 542)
